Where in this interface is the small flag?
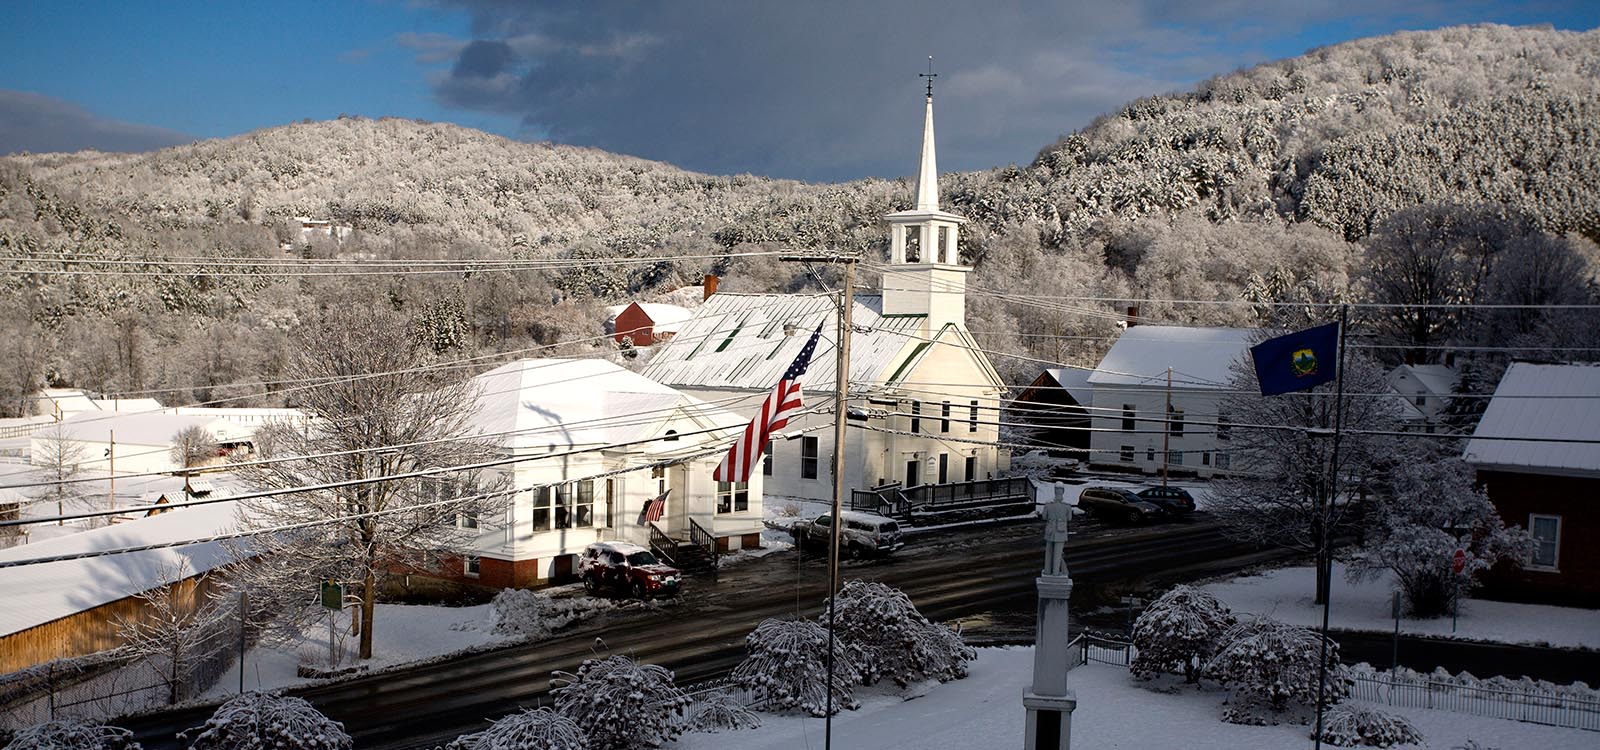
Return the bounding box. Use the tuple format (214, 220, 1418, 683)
(636, 489, 669, 526)
(1249, 322, 1340, 396)
(713, 324, 823, 483)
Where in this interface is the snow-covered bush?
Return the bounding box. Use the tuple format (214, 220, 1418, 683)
(1131, 585, 1237, 684)
(550, 655, 690, 750)
(825, 580, 975, 686)
(444, 708, 587, 750)
(687, 690, 762, 733)
(731, 617, 865, 717)
(2, 719, 141, 750)
(178, 692, 352, 750)
(490, 588, 557, 638)
(1205, 617, 1350, 724)
(1315, 704, 1423, 748)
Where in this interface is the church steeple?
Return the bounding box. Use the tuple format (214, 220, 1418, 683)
(883, 58, 970, 330)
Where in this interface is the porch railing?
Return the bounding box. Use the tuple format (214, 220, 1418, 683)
(647, 523, 677, 566)
(850, 477, 1032, 517)
(688, 517, 719, 571)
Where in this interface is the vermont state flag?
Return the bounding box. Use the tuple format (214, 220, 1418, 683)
(1249, 322, 1340, 396)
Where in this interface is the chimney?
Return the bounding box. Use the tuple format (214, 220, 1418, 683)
(1125, 305, 1139, 328)
(703, 274, 719, 300)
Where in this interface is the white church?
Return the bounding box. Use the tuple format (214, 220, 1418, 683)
(643, 82, 1012, 511)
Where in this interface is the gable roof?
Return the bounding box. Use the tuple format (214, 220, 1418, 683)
(642, 293, 943, 392)
(1087, 326, 1255, 389)
(1043, 368, 1095, 404)
(468, 358, 742, 451)
(49, 412, 251, 446)
(1464, 362, 1600, 477)
(1390, 364, 1459, 396)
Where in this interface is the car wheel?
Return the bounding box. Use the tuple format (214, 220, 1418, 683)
(632, 582, 647, 600)
(846, 542, 865, 561)
(582, 574, 598, 594)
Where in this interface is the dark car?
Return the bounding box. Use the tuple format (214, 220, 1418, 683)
(1076, 487, 1165, 524)
(1137, 486, 1197, 514)
(578, 541, 682, 599)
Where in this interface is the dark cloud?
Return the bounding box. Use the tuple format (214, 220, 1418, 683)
(0, 89, 192, 155)
(416, 0, 1436, 181)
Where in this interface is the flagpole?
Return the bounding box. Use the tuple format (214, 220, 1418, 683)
(1313, 303, 1349, 750)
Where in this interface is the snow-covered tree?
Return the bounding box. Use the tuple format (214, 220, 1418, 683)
(550, 655, 690, 750)
(1314, 704, 1423, 748)
(730, 617, 865, 717)
(687, 690, 762, 733)
(1130, 585, 1237, 684)
(1209, 350, 1401, 605)
(1348, 455, 1531, 617)
(178, 692, 351, 750)
(823, 580, 975, 688)
(169, 425, 219, 473)
(444, 708, 587, 750)
(228, 307, 506, 660)
(112, 563, 233, 705)
(1, 719, 141, 750)
(30, 424, 85, 526)
(1205, 617, 1350, 724)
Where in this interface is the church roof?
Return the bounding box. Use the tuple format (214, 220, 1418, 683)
(641, 293, 936, 392)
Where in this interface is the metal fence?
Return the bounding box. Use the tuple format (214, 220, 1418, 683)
(1351, 674, 1600, 732)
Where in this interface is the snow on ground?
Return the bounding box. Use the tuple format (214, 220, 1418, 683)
(1202, 562, 1600, 650)
(667, 647, 1594, 750)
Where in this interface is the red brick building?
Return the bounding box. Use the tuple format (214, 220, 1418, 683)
(1464, 363, 1600, 608)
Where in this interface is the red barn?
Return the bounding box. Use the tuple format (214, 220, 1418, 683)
(609, 302, 694, 347)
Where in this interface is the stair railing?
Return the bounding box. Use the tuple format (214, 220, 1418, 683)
(688, 517, 719, 572)
(648, 523, 678, 566)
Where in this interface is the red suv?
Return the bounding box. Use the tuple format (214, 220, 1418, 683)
(578, 542, 682, 599)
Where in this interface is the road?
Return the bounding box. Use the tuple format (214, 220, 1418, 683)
(120, 514, 1600, 749)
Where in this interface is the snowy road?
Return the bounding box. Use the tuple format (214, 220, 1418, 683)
(112, 517, 1303, 748)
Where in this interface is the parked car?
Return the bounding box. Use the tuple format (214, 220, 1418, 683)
(791, 510, 905, 558)
(1137, 486, 1197, 514)
(578, 541, 682, 599)
(1076, 487, 1165, 524)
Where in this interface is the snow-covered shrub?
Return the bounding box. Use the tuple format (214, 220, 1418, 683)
(2, 719, 141, 750)
(551, 655, 690, 750)
(1205, 617, 1349, 724)
(687, 690, 762, 733)
(1315, 704, 1423, 748)
(490, 588, 556, 638)
(444, 708, 586, 750)
(178, 692, 352, 750)
(1131, 585, 1237, 684)
(824, 580, 975, 687)
(731, 617, 865, 717)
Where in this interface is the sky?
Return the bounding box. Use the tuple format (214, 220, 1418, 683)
(0, 1, 1596, 182)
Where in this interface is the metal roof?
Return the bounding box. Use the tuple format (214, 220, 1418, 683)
(1087, 325, 1255, 389)
(1464, 362, 1600, 477)
(640, 293, 929, 393)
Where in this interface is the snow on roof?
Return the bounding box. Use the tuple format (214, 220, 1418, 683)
(1390, 364, 1458, 396)
(0, 501, 240, 637)
(1043, 368, 1094, 404)
(1464, 363, 1600, 476)
(468, 358, 744, 450)
(49, 412, 251, 446)
(89, 397, 166, 412)
(1086, 326, 1255, 389)
(641, 293, 937, 392)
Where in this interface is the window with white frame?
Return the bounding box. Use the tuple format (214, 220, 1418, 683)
(1215, 452, 1231, 470)
(969, 400, 979, 433)
(1167, 450, 1183, 466)
(1122, 405, 1136, 432)
(1529, 514, 1561, 570)
(716, 480, 749, 513)
(1120, 445, 1134, 462)
(464, 555, 481, 578)
(801, 436, 819, 480)
(910, 401, 922, 434)
(940, 401, 951, 433)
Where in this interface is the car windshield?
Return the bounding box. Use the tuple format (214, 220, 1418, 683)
(626, 551, 659, 567)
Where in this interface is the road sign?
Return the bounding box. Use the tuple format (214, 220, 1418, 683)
(1451, 549, 1466, 575)
(321, 580, 343, 610)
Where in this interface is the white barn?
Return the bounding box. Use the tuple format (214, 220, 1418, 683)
(32, 412, 252, 476)
(643, 86, 1010, 509)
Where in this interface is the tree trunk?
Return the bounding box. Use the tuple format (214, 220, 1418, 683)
(1314, 549, 1331, 606)
(359, 568, 376, 660)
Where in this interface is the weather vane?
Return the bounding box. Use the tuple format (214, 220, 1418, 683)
(920, 55, 937, 98)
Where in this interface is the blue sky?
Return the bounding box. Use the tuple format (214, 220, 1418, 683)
(1, 1, 1595, 181)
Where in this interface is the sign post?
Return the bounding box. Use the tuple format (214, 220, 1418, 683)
(321, 580, 343, 667)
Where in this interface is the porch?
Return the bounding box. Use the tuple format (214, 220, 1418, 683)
(849, 476, 1034, 521)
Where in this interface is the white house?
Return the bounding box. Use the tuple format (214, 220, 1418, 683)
(1386, 363, 1459, 428)
(445, 358, 758, 588)
(1086, 326, 1256, 477)
(32, 412, 252, 475)
(643, 85, 1009, 507)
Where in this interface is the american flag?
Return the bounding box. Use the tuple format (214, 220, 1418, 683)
(636, 489, 669, 526)
(713, 324, 823, 483)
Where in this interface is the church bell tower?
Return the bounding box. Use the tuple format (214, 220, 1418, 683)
(883, 60, 970, 334)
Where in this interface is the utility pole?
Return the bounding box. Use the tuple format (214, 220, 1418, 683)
(107, 430, 115, 519)
(1312, 304, 1350, 750)
(1161, 367, 1172, 488)
(779, 252, 857, 750)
